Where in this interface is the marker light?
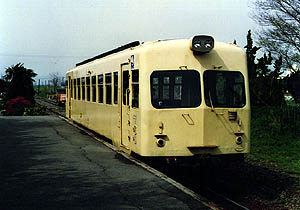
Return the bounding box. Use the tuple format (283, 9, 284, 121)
(191, 35, 214, 53)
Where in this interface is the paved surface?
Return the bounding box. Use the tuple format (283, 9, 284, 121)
(0, 116, 210, 210)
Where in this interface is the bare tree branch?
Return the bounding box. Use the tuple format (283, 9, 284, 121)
(251, 0, 300, 67)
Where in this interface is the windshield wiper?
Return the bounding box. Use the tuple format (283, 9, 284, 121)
(208, 90, 215, 112)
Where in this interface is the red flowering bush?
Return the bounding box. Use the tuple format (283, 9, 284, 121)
(5, 96, 32, 116)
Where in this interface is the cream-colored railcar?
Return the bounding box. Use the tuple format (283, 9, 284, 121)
(66, 35, 250, 157)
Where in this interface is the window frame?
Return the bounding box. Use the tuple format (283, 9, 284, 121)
(150, 70, 201, 109)
(203, 70, 246, 108)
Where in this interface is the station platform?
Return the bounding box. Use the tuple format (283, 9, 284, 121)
(0, 116, 211, 210)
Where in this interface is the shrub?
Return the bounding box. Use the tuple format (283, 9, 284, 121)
(24, 105, 48, 116)
(4, 96, 32, 116)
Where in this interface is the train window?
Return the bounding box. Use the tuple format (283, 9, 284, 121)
(70, 79, 73, 98)
(162, 76, 170, 100)
(98, 75, 103, 103)
(73, 79, 76, 99)
(150, 70, 201, 108)
(152, 78, 159, 100)
(204, 70, 246, 108)
(174, 76, 182, 100)
(113, 72, 118, 104)
(123, 71, 129, 105)
(92, 76, 96, 102)
(132, 70, 139, 108)
(105, 73, 112, 104)
(66, 78, 69, 99)
(77, 78, 81, 100)
(86, 77, 90, 101)
(132, 69, 139, 82)
(81, 77, 85, 100)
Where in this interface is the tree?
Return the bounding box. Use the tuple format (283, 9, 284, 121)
(252, 0, 300, 103)
(286, 70, 300, 103)
(252, 0, 300, 67)
(4, 63, 37, 103)
(245, 30, 260, 80)
(244, 30, 285, 106)
(0, 77, 7, 93)
(49, 72, 60, 94)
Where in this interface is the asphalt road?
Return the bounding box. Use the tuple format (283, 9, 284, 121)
(0, 116, 209, 210)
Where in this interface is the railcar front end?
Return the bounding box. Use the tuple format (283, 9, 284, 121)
(138, 36, 250, 157)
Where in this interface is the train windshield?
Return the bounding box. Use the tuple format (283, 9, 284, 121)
(150, 70, 201, 108)
(57, 88, 66, 94)
(204, 70, 246, 108)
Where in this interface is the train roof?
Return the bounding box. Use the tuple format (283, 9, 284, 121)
(74, 36, 243, 68)
(76, 41, 140, 67)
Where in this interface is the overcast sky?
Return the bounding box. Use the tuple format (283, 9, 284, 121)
(0, 0, 257, 82)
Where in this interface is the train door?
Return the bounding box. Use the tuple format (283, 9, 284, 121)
(120, 63, 131, 153)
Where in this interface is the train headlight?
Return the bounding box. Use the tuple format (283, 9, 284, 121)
(205, 42, 212, 49)
(156, 138, 165, 147)
(236, 136, 243, 145)
(191, 35, 214, 53)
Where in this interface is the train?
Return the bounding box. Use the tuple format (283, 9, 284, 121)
(47, 88, 66, 106)
(66, 35, 250, 160)
(56, 88, 66, 106)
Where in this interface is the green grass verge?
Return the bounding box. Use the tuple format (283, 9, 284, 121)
(250, 105, 300, 174)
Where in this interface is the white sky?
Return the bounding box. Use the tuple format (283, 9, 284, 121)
(0, 0, 257, 82)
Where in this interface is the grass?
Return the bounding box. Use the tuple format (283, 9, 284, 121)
(250, 104, 300, 174)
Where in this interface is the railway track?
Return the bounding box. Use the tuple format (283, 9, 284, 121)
(38, 97, 251, 210)
(203, 187, 249, 210)
(36, 97, 65, 116)
(144, 160, 251, 210)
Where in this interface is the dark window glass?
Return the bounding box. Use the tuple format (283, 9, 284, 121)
(152, 77, 159, 100)
(123, 71, 129, 105)
(73, 79, 77, 99)
(70, 79, 73, 98)
(204, 70, 246, 108)
(105, 73, 112, 104)
(92, 76, 96, 102)
(162, 76, 170, 100)
(98, 75, 103, 103)
(57, 88, 66, 94)
(67, 77, 70, 99)
(132, 84, 139, 108)
(81, 77, 85, 100)
(77, 78, 81, 100)
(150, 70, 201, 108)
(113, 72, 118, 104)
(132, 70, 139, 108)
(86, 77, 90, 101)
(174, 76, 182, 100)
(132, 69, 139, 82)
